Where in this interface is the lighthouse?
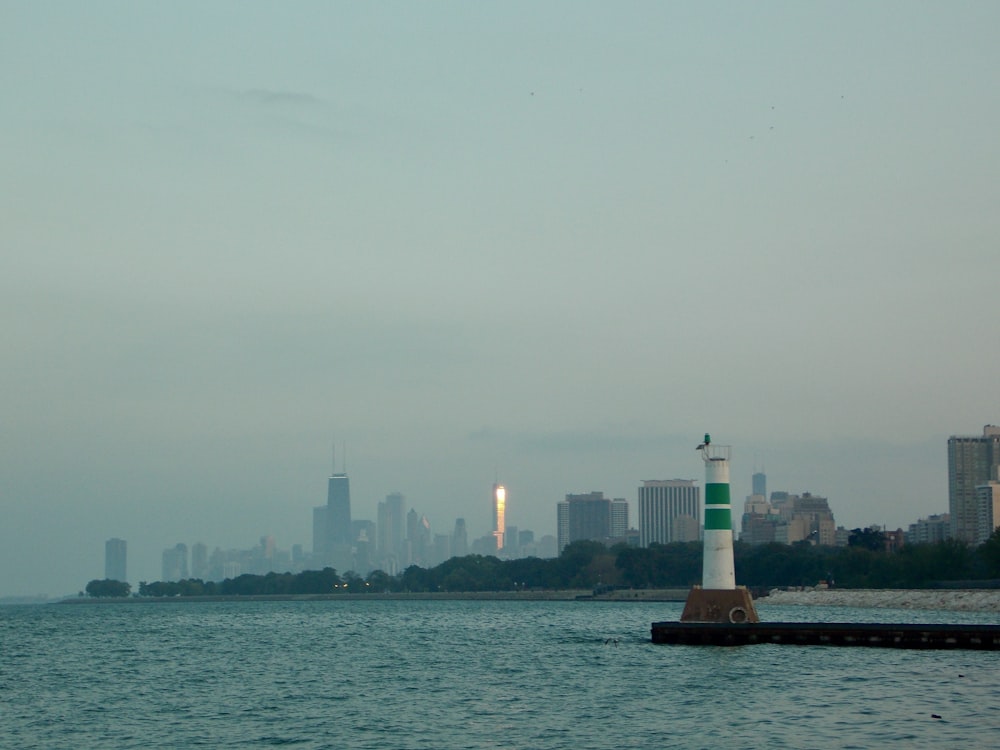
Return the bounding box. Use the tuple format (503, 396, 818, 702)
(680, 434, 759, 623)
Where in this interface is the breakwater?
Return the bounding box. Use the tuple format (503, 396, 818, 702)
(761, 588, 1000, 612)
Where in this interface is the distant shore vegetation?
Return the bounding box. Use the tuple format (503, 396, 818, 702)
(84, 527, 1000, 598)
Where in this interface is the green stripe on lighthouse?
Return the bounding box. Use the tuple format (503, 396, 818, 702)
(705, 482, 730, 507)
(704, 507, 732, 531)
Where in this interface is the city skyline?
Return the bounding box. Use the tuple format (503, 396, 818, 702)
(4, 4, 1000, 596)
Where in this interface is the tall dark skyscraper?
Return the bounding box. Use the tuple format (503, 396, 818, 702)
(105, 538, 127, 582)
(752, 471, 767, 499)
(313, 468, 353, 570)
(325, 472, 352, 545)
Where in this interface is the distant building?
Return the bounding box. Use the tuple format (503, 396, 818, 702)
(451, 517, 468, 558)
(947, 425, 1000, 543)
(191, 542, 208, 579)
(407, 509, 431, 566)
(638, 480, 700, 547)
(162, 543, 188, 581)
(741, 490, 836, 546)
(314, 471, 353, 571)
(377, 492, 406, 568)
(752, 471, 767, 498)
(493, 483, 507, 551)
(906, 513, 951, 545)
(104, 538, 127, 582)
(975, 482, 1000, 546)
(557, 491, 612, 553)
(433, 533, 451, 566)
(611, 498, 629, 538)
(353, 520, 376, 574)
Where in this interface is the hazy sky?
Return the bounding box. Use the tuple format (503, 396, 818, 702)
(3, 2, 999, 596)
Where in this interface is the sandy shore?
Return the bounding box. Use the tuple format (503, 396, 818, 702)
(761, 588, 1000, 612)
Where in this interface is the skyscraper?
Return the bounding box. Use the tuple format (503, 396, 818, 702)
(377, 492, 406, 566)
(105, 538, 126, 582)
(752, 471, 767, 498)
(638, 479, 700, 547)
(325, 472, 352, 545)
(313, 470, 353, 568)
(948, 425, 1000, 543)
(492, 483, 507, 551)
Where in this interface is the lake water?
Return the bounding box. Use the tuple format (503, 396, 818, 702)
(2, 599, 999, 749)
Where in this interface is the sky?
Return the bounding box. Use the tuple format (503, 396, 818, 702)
(3, 2, 999, 597)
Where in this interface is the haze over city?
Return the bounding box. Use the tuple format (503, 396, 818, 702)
(3, 3, 999, 597)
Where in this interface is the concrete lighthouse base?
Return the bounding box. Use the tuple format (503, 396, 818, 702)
(680, 585, 759, 624)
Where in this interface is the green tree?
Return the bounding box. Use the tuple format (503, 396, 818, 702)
(848, 527, 886, 551)
(85, 579, 131, 597)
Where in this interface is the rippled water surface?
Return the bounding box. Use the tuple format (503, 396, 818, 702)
(2, 600, 999, 749)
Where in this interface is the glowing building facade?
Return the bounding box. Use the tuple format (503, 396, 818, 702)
(493, 483, 507, 550)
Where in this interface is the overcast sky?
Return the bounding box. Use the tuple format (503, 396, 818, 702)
(3, 2, 999, 597)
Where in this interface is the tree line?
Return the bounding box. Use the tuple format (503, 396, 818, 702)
(85, 527, 1000, 598)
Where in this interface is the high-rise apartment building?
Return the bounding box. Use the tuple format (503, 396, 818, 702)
(611, 498, 629, 538)
(105, 538, 127, 582)
(638, 479, 700, 547)
(947, 425, 1000, 543)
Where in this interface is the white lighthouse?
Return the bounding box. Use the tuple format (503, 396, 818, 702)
(680, 433, 759, 623)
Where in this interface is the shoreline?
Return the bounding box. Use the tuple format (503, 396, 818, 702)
(56, 588, 691, 604)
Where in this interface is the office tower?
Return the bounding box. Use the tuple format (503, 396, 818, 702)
(611, 498, 629, 538)
(752, 471, 767, 498)
(638, 479, 700, 547)
(162, 543, 188, 581)
(948, 425, 1000, 543)
(452, 517, 469, 557)
(105, 538, 127, 582)
(557, 492, 612, 553)
(493, 483, 507, 551)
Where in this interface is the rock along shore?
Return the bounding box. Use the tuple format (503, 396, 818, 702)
(761, 588, 1000, 613)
